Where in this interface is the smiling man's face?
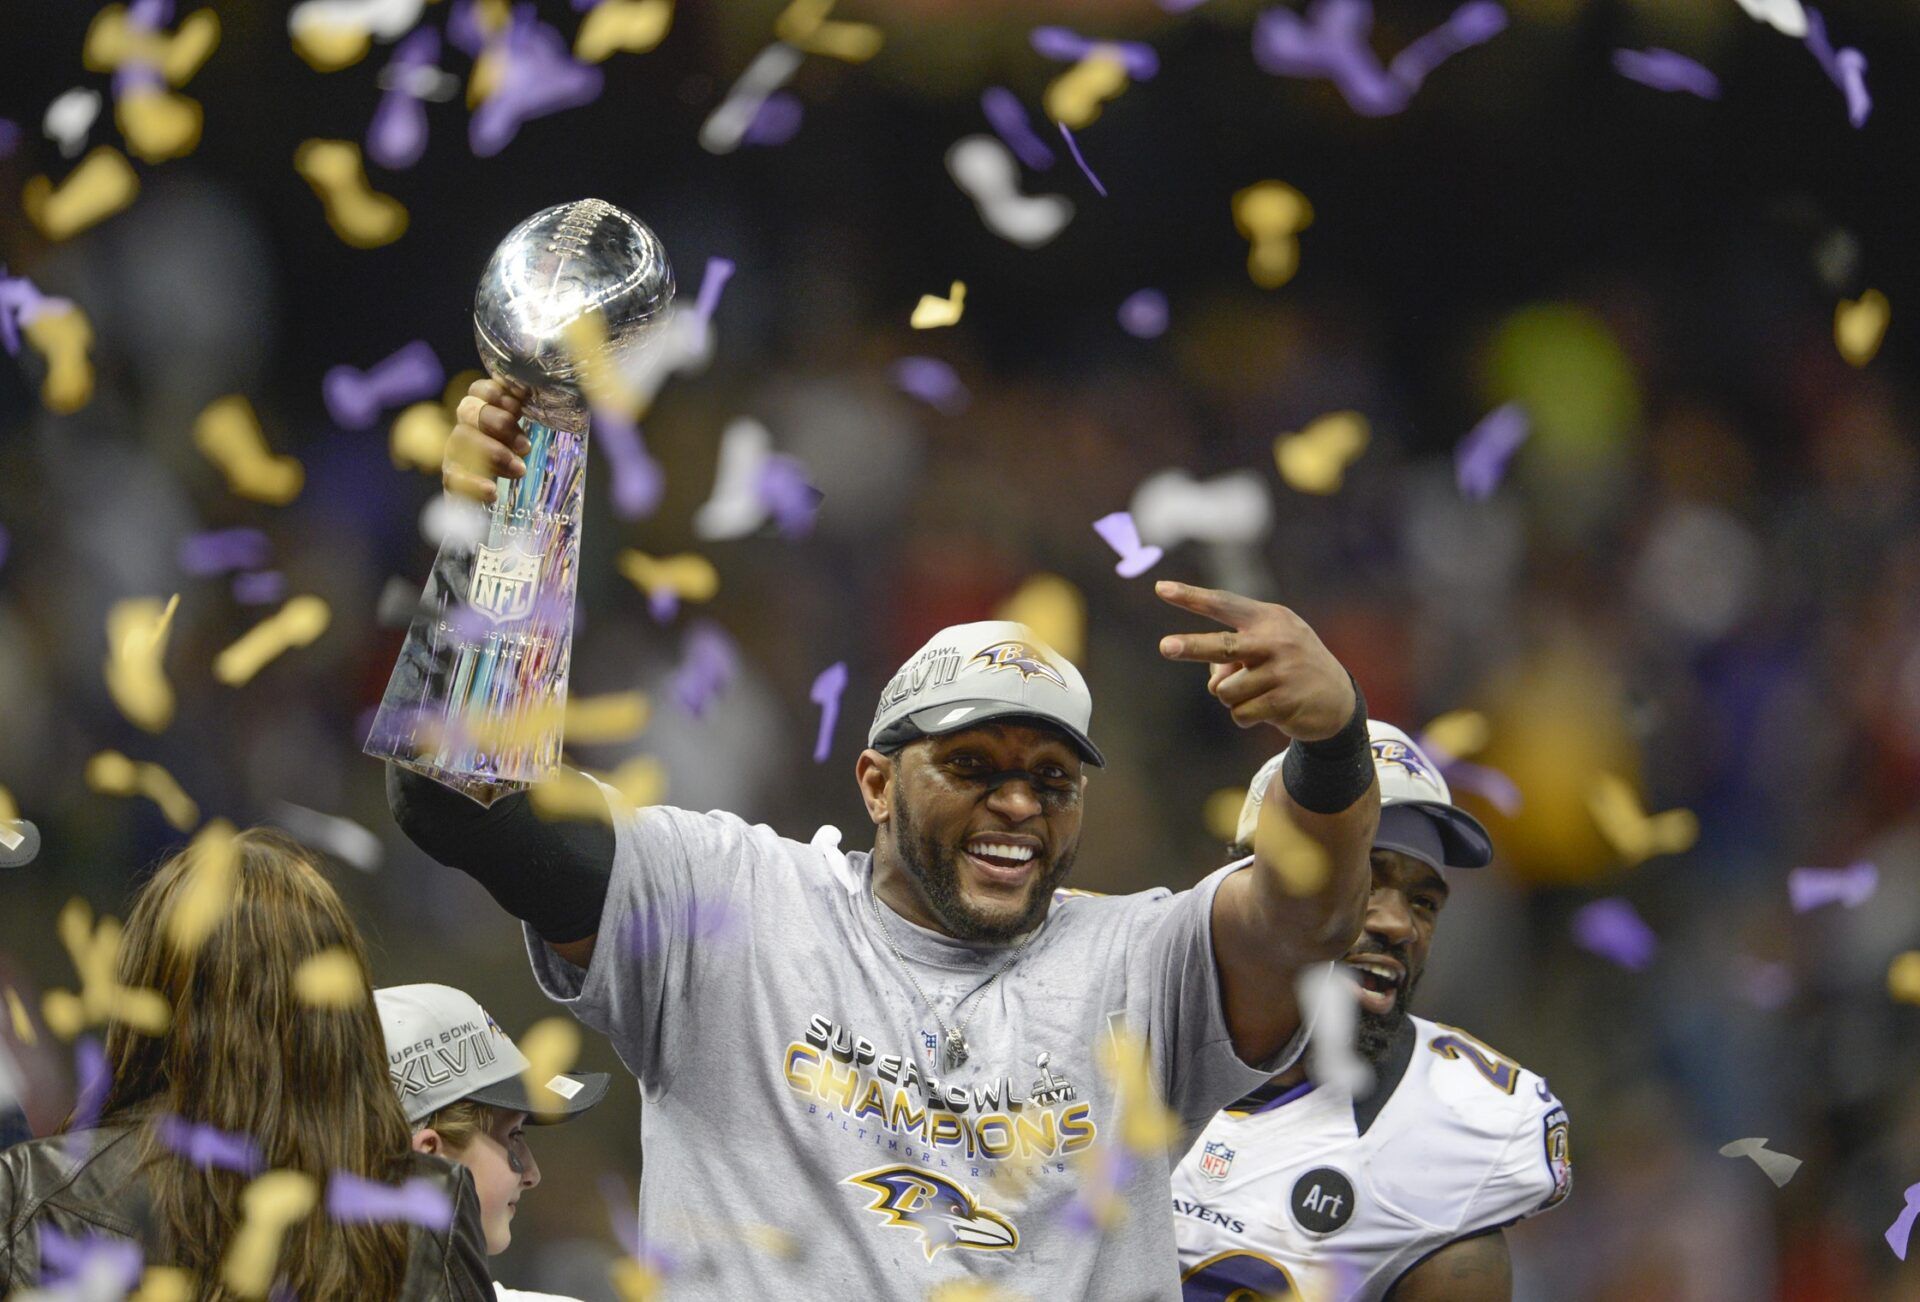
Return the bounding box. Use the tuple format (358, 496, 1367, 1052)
(1341, 848, 1450, 1061)
(876, 721, 1087, 942)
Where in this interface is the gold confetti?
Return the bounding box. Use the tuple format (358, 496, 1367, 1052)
(221, 1170, 319, 1297)
(1232, 180, 1314, 290)
(928, 1285, 1028, 1302)
(42, 897, 171, 1039)
(5, 987, 37, 1045)
(390, 400, 453, 473)
(994, 574, 1086, 665)
(1420, 709, 1489, 761)
(609, 1258, 666, 1302)
(1250, 797, 1331, 895)
(1203, 787, 1248, 845)
(773, 0, 883, 63)
(105, 594, 180, 733)
(617, 550, 719, 607)
(292, 23, 372, 72)
(195, 395, 305, 505)
(576, 0, 673, 62)
(85, 750, 200, 831)
(292, 947, 363, 1008)
(22, 303, 98, 413)
(516, 1016, 582, 1121)
(293, 139, 408, 248)
(117, 87, 204, 163)
(22, 146, 141, 242)
(565, 692, 653, 744)
(910, 281, 966, 329)
(213, 595, 331, 687)
(165, 818, 238, 953)
(561, 310, 643, 417)
(0, 783, 16, 822)
(129, 1267, 195, 1302)
(1835, 289, 1889, 367)
(530, 758, 665, 822)
(1888, 951, 1920, 1005)
(84, 4, 220, 85)
(1044, 49, 1127, 129)
(1099, 1026, 1180, 1154)
(1587, 773, 1698, 867)
(1274, 410, 1369, 495)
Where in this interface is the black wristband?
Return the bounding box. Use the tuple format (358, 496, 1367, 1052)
(1280, 675, 1373, 814)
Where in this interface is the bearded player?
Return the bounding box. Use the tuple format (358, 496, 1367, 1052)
(1170, 723, 1571, 1301)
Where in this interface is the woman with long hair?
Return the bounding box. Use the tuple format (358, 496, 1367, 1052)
(0, 827, 492, 1298)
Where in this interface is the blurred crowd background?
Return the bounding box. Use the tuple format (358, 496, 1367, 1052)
(4, 0, 1919, 1297)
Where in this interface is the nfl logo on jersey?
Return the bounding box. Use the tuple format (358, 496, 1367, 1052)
(1199, 1141, 1235, 1181)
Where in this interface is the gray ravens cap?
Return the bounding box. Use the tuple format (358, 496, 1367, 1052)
(868, 620, 1105, 767)
(377, 983, 611, 1126)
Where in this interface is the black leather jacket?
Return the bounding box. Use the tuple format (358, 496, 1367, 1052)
(0, 1125, 494, 1299)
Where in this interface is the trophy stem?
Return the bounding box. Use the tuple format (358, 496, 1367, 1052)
(364, 411, 588, 806)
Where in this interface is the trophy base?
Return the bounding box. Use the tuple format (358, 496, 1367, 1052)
(389, 759, 527, 809)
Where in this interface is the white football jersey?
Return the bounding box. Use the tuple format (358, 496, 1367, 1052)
(1171, 1015, 1571, 1301)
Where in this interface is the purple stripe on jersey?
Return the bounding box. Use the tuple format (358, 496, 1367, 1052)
(1248, 1079, 1316, 1115)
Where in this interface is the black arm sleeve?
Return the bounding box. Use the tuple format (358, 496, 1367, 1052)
(385, 762, 615, 945)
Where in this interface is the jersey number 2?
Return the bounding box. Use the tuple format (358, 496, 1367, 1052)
(1181, 1250, 1300, 1301)
(1429, 1032, 1519, 1094)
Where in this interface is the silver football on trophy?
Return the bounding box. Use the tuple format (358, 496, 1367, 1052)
(472, 198, 676, 427)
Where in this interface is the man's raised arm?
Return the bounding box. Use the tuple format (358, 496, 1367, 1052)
(1157, 580, 1378, 1065)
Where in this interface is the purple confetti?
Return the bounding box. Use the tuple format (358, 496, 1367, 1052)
(1889, 1190, 1920, 1267)
(178, 527, 270, 577)
(599, 1173, 642, 1259)
(327, 1172, 456, 1230)
(743, 91, 804, 147)
(1804, 8, 1870, 128)
(1887, 1182, 1920, 1260)
(1734, 958, 1793, 1010)
(671, 621, 738, 718)
(233, 570, 287, 605)
(1454, 402, 1530, 500)
(810, 661, 848, 762)
(324, 340, 443, 430)
(592, 406, 666, 520)
(757, 454, 823, 538)
(1030, 27, 1160, 80)
(1571, 898, 1657, 971)
(647, 587, 679, 623)
(368, 29, 442, 170)
(0, 118, 21, 159)
(1255, 0, 1505, 117)
(1612, 48, 1721, 100)
(447, 0, 491, 55)
(692, 256, 736, 329)
(1117, 289, 1169, 339)
(469, 6, 606, 158)
(1057, 122, 1107, 197)
(981, 87, 1055, 170)
(37, 1225, 144, 1292)
(0, 523, 10, 573)
(1160, 0, 1212, 10)
(1436, 759, 1521, 816)
(890, 357, 970, 415)
(1385, 1, 1507, 91)
(1092, 511, 1164, 579)
(63, 1036, 110, 1163)
(156, 1115, 265, 1174)
(113, 62, 167, 100)
(627, 896, 743, 960)
(1787, 861, 1878, 912)
(1, 265, 64, 358)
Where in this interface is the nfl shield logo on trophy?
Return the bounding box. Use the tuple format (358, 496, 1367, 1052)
(1199, 1141, 1235, 1181)
(469, 542, 542, 624)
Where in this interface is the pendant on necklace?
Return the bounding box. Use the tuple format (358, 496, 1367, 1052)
(944, 1028, 969, 1069)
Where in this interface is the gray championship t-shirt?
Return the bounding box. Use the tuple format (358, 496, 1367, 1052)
(524, 804, 1303, 1298)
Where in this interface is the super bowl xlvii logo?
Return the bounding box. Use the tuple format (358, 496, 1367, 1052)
(969, 642, 1066, 688)
(468, 542, 542, 624)
(1199, 1140, 1235, 1181)
(845, 1166, 1018, 1260)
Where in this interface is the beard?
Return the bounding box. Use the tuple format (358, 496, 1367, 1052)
(1352, 955, 1422, 1066)
(890, 794, 1078, 943)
